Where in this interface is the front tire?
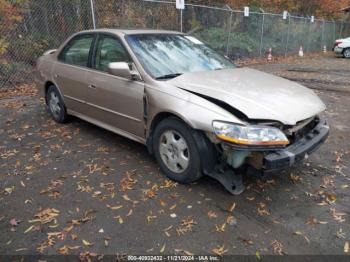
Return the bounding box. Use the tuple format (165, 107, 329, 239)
(343, 48, 350, 58)
(153, 117, 203, 184)
(46, 85, 68, 123)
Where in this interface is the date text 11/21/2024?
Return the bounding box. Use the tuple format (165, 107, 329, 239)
(127, 255, 220, 261)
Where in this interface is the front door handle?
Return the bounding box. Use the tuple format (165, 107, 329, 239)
(88, 84, 96, 89)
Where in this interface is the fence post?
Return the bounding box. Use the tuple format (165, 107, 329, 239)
(284, 14, 291, 57)
(259, 12, 265, 58)
(321, 19, 325, 50)
(226, 6, 233, 57)
(339, 21, 343, 38)
(90, 0, 96, 29)
(180, 9, 183, 32)
(306, 17, 311, 52)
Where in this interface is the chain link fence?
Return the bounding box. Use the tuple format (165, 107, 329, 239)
(1, 0, 350, 88)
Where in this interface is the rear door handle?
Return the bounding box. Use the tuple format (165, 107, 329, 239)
(88, 84, 96, 89)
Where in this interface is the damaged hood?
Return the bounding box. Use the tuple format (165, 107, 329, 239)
(167, 68, 326, 125)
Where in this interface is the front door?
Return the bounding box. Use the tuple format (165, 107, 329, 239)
(85, 34, 145, 139)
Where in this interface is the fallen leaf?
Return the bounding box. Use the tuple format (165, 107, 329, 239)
(336, 228, 346, 239)
(330, 208, 346, 223)
(160, 244, 166, 253)
(326, 193, 337, 203)
(5, 187, 14, 194)
(239, 237, 253, 245)
(122, 195, 131, 201)
(82, 240, 93, 246)
(293, 231, 310, 244)
(31, 208, 60, 224)
(228, 202, 236, 212)
(126, 209, 133, 217)
(24, 225, 34, 234)
(183, 250, 194, 256)
(290, 174, 302, 184)
(271, 239, 283, 255)
(114, 216, 124, 224)
(256, 251, 261, 260)
(215, 223, 226, 233)
(106, 204, 123, 210)
(257, 202, 270, 216)
(57, 245, 69, 255)
(306, 216, 318, 225)
(147, 214, 157, 223)
(10, 218, 20, 226)
(212, 245, 228, 257)
(16, 248, 28, 252)
(208, 210, 218, 219)
(344, 242, 349, 253)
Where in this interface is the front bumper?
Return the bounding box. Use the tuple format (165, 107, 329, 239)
(263, 118, 329, 171)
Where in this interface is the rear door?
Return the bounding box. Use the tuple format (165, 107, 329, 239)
(54, 33, 95, 113)
(85, 33, 145, 139)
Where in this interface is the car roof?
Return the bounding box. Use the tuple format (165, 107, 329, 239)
(79, 28, 183, 35)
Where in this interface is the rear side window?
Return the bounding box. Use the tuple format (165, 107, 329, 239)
(59, 34, 93, 67)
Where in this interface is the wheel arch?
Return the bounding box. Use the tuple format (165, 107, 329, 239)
(44, 81, 66, 105)
(146, 111, 187, 154)
(146, 111, 218, 174)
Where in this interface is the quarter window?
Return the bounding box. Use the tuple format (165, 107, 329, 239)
(94, 36, 130, 72)
(59, 35, 93, 67)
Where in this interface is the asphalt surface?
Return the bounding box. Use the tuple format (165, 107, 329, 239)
(0, 53, 349, 257)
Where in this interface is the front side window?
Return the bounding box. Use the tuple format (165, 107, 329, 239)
(59, 34, 93, 67)
(94, 36, 130, 72)
(126, 34, 234, 79)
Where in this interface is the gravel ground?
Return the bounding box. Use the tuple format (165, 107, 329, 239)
(0, 53, 349, 258)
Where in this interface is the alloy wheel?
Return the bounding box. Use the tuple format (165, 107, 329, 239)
(49, 91, 61, 119)
(344, 49, 350, 58)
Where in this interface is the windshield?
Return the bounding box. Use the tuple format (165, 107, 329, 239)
(126, 34, 234, 79)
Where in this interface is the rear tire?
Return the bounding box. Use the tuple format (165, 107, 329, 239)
(46, 85, 68, 123)
(153, 117, 203, 184)
(343, 48, 350, 58)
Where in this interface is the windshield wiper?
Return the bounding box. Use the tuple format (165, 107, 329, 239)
(155, 73, 183, 80)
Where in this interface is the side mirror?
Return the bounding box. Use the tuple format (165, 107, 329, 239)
(108, 62, 132, 79)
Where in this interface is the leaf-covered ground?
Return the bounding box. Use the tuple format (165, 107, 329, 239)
(0, 53, 349, 257)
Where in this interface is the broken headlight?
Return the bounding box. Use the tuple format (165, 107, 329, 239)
(212, 121, 289, 146)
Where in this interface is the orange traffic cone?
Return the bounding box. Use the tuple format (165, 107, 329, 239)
(267, 48, 273, 61)
(298, 46, 304, 57)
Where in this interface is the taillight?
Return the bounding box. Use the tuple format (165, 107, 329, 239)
(335, 41, 342, 47)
